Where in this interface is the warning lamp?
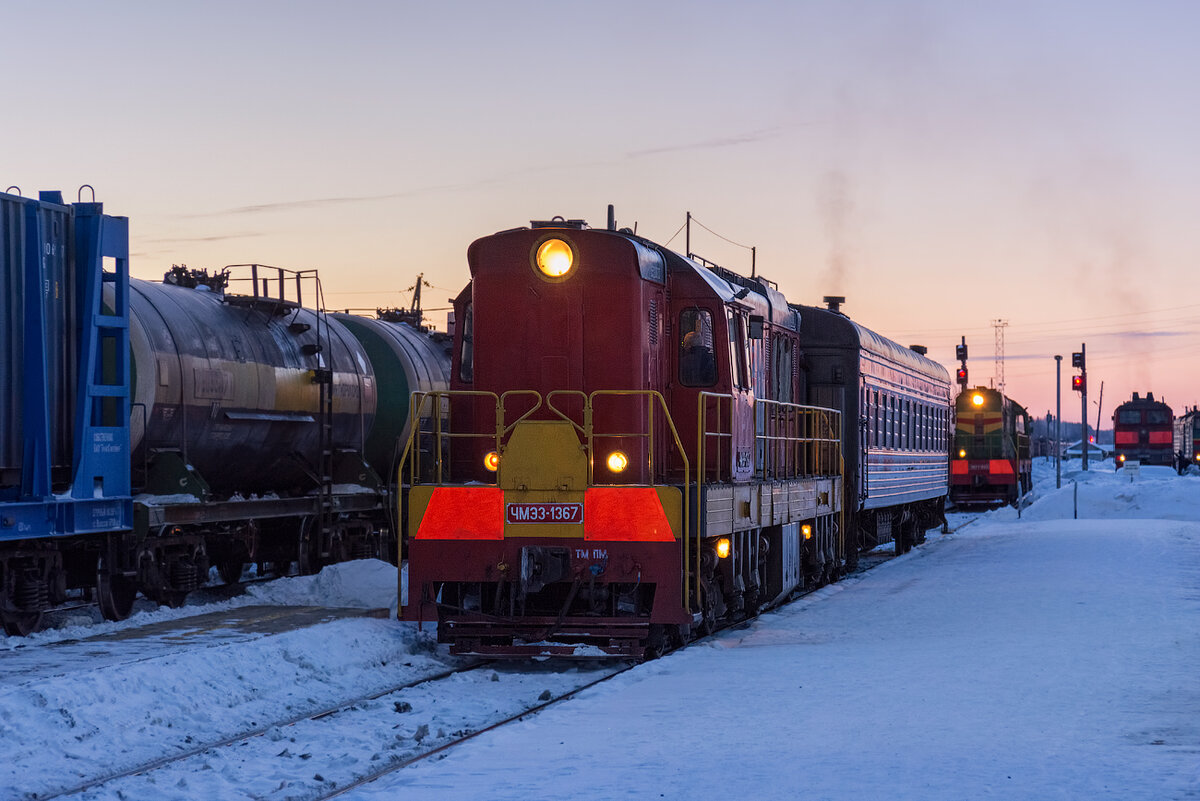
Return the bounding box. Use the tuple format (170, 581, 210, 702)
(483, 451, 500, 471)
(801, 524, 813, 541)
(1072, 375, 1085, 392)
(971, 393, 984, 407)
(956, 367, 968, 386)
(534, 238, 575, 278)
(958, 449, 967, 458)
(606, 451, 629, 473)
(715, 537, 731, 559)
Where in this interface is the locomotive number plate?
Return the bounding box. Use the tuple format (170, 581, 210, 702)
(506, 503, 583, 524)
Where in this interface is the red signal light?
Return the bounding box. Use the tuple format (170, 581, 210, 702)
(1072, 375, 1085, 392)
(956, 367, 968, 385)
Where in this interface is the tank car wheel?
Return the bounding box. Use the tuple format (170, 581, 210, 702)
(296, 518, 322, 576)
(96, 556, 137, 622)
(218, 561, 245, 585)
(157, 590, 190, 609)
(2, 610, 43, 637)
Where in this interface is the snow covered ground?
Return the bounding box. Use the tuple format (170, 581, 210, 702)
(3, 458, 1199, 800)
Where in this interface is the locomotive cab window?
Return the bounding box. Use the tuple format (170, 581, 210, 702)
(458, 302, 474, 383)
(728, 310, 749, 389)
(679, 309, 716, 386)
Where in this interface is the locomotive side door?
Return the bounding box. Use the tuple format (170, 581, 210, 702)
(727, 308, 755, 481)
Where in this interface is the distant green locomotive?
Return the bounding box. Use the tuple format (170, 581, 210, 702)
(950, 387, 1032, 506)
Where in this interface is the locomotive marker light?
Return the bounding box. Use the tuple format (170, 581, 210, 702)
(801, 524, 813, 541)
(483, 451, 500, 471)
(534, 238, 575, 278)
(606, 450, 629, 473)
(715, 537, 731, 559)
(958, 448, 967, 458)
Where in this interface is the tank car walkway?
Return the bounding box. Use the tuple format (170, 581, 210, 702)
(0, 605, 388, 685)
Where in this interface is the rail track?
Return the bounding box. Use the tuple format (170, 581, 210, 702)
(21, 520, 982, 801)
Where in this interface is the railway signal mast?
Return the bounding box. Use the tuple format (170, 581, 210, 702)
(956, 337, 968, 389)
(1072, 345, 1088, 470)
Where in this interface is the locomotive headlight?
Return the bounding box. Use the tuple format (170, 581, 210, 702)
(958, 449, 967, 459)
(971, 393, 984, 407)
(606, 450, 629, 473)
(483, 451, 500, 472)
(715, 537, 731, 559)
(535, 238, 574, 278)
(1118, 454, 1126, 463)
(801, 524, 813, 541)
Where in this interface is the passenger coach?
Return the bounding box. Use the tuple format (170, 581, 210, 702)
(797, 299, 952, 559)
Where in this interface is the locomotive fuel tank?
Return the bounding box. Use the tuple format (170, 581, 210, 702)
(127, 278, 378, 496)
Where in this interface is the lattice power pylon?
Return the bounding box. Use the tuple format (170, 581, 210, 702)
(993, 319, 1008, 394)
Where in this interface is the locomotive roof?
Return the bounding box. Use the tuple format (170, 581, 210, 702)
(796, 303, 950, 382)
(489, 223, 800, 332)
(655, 245, 798, 332)
(1115, 393, 1172, 411)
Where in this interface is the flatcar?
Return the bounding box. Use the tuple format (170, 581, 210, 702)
(399, 211, 951, 659)
(948, 386, 1032, 506)
(1112, 391, 1174, 469)
(796, 299, 951, 557)
(1173, 406, 1200, 474)
(0, 188, 450, 635)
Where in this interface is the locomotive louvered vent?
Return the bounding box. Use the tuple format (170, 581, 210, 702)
(649, 299, 659, 346)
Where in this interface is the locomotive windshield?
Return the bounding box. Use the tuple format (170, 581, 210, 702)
(1148, 410, 1170, 424)
(1117, 410, 1141, 424)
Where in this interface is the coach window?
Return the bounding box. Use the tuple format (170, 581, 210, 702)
(458, 302, 474, 383)
(873, 391, 881, 447)
(679, 308, 716, 386)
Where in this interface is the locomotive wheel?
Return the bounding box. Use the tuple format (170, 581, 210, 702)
(698, 580, 719, 636)
(643, 624, 668, 660)
(1, 610, 43, 637)
(96, 556, 137, 622)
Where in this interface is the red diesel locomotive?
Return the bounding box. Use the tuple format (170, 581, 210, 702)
(1113, 391, 1174, 468)
(399, 213, 845, 658)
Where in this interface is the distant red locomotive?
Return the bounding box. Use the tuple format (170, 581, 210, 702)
(1112, 391, 1174, 468)
(400, 213, 848, 658)
(399, 211, 949, 659)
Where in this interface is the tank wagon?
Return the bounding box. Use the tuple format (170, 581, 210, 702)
(399, 210, 951, 659)
(1172, 406, 1200, 474)
(1112, 392, 1173, 469)
(0, 188, 450, 635)
(949, 386, 1032, 506)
